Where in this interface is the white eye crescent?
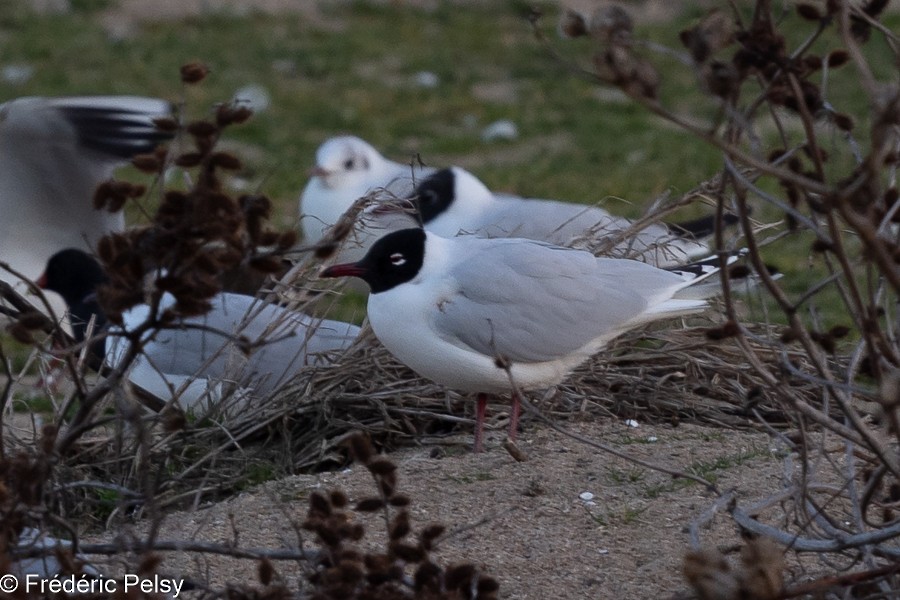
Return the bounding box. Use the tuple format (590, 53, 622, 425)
(390, 253, 406, 266)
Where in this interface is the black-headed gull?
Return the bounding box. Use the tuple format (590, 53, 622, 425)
(321, 228, 727, 451)
(39, 249, 361, 409)
(409, 166, 725, 267)
(298, 135, 432, 245)
(8, 527, 100, 579)
(0, 95, 172, 285)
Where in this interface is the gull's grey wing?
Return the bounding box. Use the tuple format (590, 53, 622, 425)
(483, 197, 692, 260)
(431, 239, 682, 363)
(480, 197, 629, 244)
(129, 293, 360, 394)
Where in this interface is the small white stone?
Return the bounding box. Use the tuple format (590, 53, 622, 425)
(481, 119, 518, 142)
(232, 84, 271, 114)
(625, 419, 639, 428)
(2, 64, 34, 86)
(579, 491, 594, 501)
(647, 436, 658, 442)
(412, 71, 440, 88)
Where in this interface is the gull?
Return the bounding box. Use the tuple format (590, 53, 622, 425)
(321, 228, 730, 451)
(298, 135, 432, 245)
(38, 249, 361, 410)
(0, 95, 172, 286)
(408, 166, 730, 267)
(8, 527, 99, 579)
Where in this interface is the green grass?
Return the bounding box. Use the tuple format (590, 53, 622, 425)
(643, 445, 769, 498)
(1, 1, 894, 356)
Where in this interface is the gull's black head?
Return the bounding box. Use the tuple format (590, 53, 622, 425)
(39, 248, 109, 360)
(411, 168, 455, 224)
(39, 248, 108, 309)
(320, 228, 427, 294)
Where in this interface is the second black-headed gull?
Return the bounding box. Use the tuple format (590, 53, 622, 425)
(39, 249, 361, 410)
(321, 228, 727, 451)
(409, 166, 726, 267)
(0, 95, 172, 284)
(298, 135, 432, 245)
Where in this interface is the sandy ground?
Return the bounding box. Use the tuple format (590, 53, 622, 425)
(4, 2, 841, 597)
(69, 419, 792, 599)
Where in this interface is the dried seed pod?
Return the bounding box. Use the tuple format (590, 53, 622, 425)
(420, 524, 445, 542)
(558, 8, 587, 38)
(138, 553, 163, 575)
(796, 3, 822, 20)
(17, 311, 51, 330)
(829, 325, 851, 338)
(390, 542, 425, 563)
(354, 497, 384, 512)
(314, 242, 339, 260)
(258, 558, 274, 586)
(705, 321, 740, 340)
(388, 494, 411, 507)
(277, 230, 299, 250)
(587, 5, 632, 43)
(389, 511, 411, 540)
(329, 490, 348, 508)
(175, 152, 204, 168)
(367, 458, 397, 476)
(811, 238, 834, 253)
(347, 433, 374, 464)
(216, 103, 253, 126)
(186, 120, 217, 137)
(211, 151, 242, 171)
(704, 60, 738, 98)
(161, 409, 187, 432)
(153, 116, 179, 132)
(180, 61, 210, 84)
(832, 112, 855, 132)
(309, 492, 331, 516)
(414, 561, 442, 592)
(827, 49, 850, 68)
(445, 564, 477, 590)
(249, 256, 284, 274)
(132, 153, 162, 173)
(478, 575, 501, 595)
(680, 9, 734, 63)
(7, 322, 34, 344)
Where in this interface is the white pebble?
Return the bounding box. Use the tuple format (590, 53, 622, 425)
(412, 71, 440, 88)
(647, 436, 658, 442)
(232, 84, 271, 114)
(2, 64, 34, 86)
(579, 491, 594, 501)
(481, 119, 518, 142)
(624, 419, 639, 428)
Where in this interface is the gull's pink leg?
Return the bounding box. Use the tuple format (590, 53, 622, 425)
(508, 392, 521, 441)
(474, 393, 488, 453)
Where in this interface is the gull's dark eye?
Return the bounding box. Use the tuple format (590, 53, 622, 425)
(343, 158, 355, 171)
(390, 252, 406, 266)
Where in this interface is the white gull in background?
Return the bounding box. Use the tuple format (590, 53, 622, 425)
(408, 166, 727, 267)
(322, 228, 730, 451)
(298, 135, 433, 246)
(0, 95, 172, 285)
(39, 249, 361, 411)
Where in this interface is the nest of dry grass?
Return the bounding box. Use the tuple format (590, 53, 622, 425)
(30, 304, 820, 526)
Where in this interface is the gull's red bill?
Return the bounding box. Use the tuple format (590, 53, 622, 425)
(320, 263, 367, 279)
